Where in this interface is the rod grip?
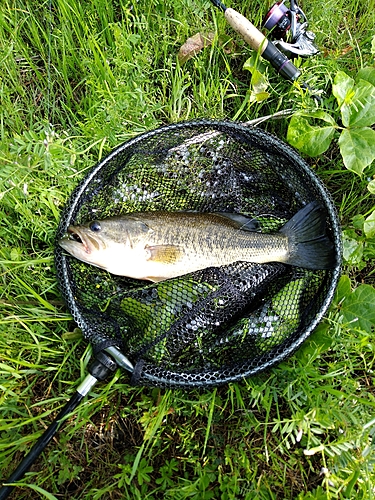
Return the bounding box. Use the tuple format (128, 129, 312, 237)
(262, 41, 301, 81)
(224, 7, 266, 52)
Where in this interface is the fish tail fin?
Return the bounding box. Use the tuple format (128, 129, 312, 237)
(280, 201, 336, 270)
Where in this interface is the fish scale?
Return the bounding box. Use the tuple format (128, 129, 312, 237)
(147, 214, 288, 265)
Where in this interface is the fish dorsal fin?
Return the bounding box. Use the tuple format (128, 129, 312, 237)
(214, 212, 260, 232)
(145, 244, 183, 264)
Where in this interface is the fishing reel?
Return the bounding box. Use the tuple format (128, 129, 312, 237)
(263, 0, 319, 58)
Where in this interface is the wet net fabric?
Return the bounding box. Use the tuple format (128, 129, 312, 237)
(55, 121, 341, 387)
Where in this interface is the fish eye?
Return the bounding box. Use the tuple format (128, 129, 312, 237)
(89, 221, 101, 232)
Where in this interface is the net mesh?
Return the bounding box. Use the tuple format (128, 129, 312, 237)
(55, 120, 341, 387)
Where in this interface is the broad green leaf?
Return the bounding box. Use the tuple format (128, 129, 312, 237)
(338, 127, 375, 175)
(248, 90, 270, 103)
(356, 67, 375, 87)
(367, 179, 375, 194)
(352, 214, 365, 230)
(364, 209, 375, 238)
(251, 69, 268, 91)
(342, 231, 364, 265)
(287, 112, 336, 156)
(243, 57, 270, 104)
(249, 68, 270, 103)
(332, 71, 354, 107)
(341, 283, 375, 331)
(334, 275, 352, 305)
(243, 53, 267, 74)
(340, 79, 375, 128)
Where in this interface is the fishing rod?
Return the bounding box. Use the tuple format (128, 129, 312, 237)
(0, 348, 133, 500)
(210, 0, 318, 82)
(0, 4, 321, 498)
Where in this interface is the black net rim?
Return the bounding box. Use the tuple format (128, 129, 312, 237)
(55, 120, 342, 387)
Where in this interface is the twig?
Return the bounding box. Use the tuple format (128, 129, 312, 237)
(242, 108, 294, 127)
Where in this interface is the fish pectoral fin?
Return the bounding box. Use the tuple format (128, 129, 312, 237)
(145, 244, 183, 264)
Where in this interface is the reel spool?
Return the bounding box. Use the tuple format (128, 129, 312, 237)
(263, 1, 292, 39)
(263, 0, 319, 58)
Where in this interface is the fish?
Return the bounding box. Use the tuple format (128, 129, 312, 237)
(58, 201, 336, 282)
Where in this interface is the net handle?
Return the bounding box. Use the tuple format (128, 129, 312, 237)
(0, 352, 118, 499)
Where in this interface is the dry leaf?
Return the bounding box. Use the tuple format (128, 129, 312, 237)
(178, 32, 215, 64)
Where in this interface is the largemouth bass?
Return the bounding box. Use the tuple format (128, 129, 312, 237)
(58, 201, 336, 282)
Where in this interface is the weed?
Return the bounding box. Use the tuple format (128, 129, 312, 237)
(1, 0, 375, 499)
(287, 67, 375, 177)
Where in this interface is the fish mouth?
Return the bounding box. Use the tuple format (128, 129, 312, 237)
(64, 227, 91, 253)
(69, 227, 85, 245)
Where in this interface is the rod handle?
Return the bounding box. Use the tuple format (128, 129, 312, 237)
(0, 351, 117, 499)
(0, 392, 83, 500)
(224, 7, 301, 81)
(224, 7, 266, 52)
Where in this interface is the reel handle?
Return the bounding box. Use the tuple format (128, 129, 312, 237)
(224, 7, 301, 81)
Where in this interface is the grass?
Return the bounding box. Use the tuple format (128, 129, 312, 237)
(1, 0, 375, 498)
